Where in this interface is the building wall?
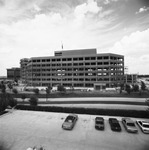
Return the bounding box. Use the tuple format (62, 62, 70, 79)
(20, 49, 124, 89)
(7, 68, 20, 80)
(20, 58, 30, 83)
(124, 74, 138, 84)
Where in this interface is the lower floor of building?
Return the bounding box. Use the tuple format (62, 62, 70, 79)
(23, 80, 124, 90)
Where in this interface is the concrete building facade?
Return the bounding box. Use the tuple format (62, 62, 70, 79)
(124, 74, 138, 84)
(20, 49, 124, 89)
(7, 67, 20, 80)
(20, 58, 30, 84)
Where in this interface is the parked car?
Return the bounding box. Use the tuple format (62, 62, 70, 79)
(95, 117, 104, 130)
(122, 118, 138, 133)
(109, 118, 121, 132)
(136, 120, 149, 134)
(62, 114, 78, 130)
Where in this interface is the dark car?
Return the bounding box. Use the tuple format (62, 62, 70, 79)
(62, 114, 78, 130)
(95, 117, 104, 130)
(109, 118, 121, 132)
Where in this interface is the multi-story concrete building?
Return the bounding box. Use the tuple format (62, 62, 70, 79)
(20, 49, 124, 90)
(124, 74, 138, 84)
(20, 58, 30, 84)
(7, 67, 20, 80)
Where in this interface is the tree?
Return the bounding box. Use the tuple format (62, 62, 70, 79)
(0, 93, 17, 111)
(8, 97, 17, 108)
(133, 84, 139, 92)
(33, 88, 39, 95)
(21, 94, 26, 104)
(125, 84, 131, 94)
(141, 81, 146, 91)
(45, 85, 52, 102)
(0, 93, 8, 112)
(12, 88, 18, 95)
(7, 82, 13, 92)
(29, 95, 38, 106)
(0, 81, 6, 93)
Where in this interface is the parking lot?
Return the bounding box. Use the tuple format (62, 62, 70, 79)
(0, 110, 149, 150)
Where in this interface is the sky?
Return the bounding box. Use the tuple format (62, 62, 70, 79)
(0, 0, 149, 76)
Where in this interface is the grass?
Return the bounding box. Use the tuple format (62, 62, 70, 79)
(2, 90, 149, 99)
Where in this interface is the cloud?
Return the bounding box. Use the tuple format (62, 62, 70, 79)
(103, 0, 118, 5)
(109, 28, 149, 74)
(136, 6, 149, 14)
(74, 0, 102, 19)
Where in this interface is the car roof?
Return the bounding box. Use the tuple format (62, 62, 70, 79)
(124, 118, 134, 123)
(109, 118, 117, 120)
(68, 114, 78, 117)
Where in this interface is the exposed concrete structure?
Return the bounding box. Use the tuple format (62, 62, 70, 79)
(20, 49, 124, 89)
(20, 58, 30, 83)
(124, 74, 138, 84)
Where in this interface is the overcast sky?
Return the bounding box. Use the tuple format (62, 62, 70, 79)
(0, 0, 149, 76)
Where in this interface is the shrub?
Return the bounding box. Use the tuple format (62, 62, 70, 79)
(57, 85, 66, 93)
(12, 88, 18, 94)
(0, 94, 8, 112)
(21, 94, 26, 103)
(141, 81, 146, 91)
(33, 88, 39, 95)
(29, 95, 38, 106)
(133, 84, 139, 92)
(8, 98, 18, 108)
(125, 84, 131, 94)
(0, 81, 6, 93)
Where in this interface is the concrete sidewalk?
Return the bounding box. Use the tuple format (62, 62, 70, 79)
(17, 97, 146, 102)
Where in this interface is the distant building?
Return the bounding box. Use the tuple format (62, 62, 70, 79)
(20, 49, 124, 90)
(124, 74, 138, 84)
(7, 67, 20, 80)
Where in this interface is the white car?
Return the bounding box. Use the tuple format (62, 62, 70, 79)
(122, 118, 138, 133)
(136, 120, 149, 134)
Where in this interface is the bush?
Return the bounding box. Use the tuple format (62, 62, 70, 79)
(125, 84, 131, 94)
(21, 94, 26, 102)
(29, 95, 38, 106)
(57, 85, 66, 93)
(133, 84, 139, 92)
(141, 81, 146, 91)
(12, 88, 18, 94)
(0, 94, 8, 112)
(8, 98, 18, 108)
(33, 88, 39, 95)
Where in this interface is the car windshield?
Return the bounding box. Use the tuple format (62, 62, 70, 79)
(127, 123, 135, 127)
(65, 116, 75, 122)
(143, 124, 149, 128)
(96, 120, 103, 124)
